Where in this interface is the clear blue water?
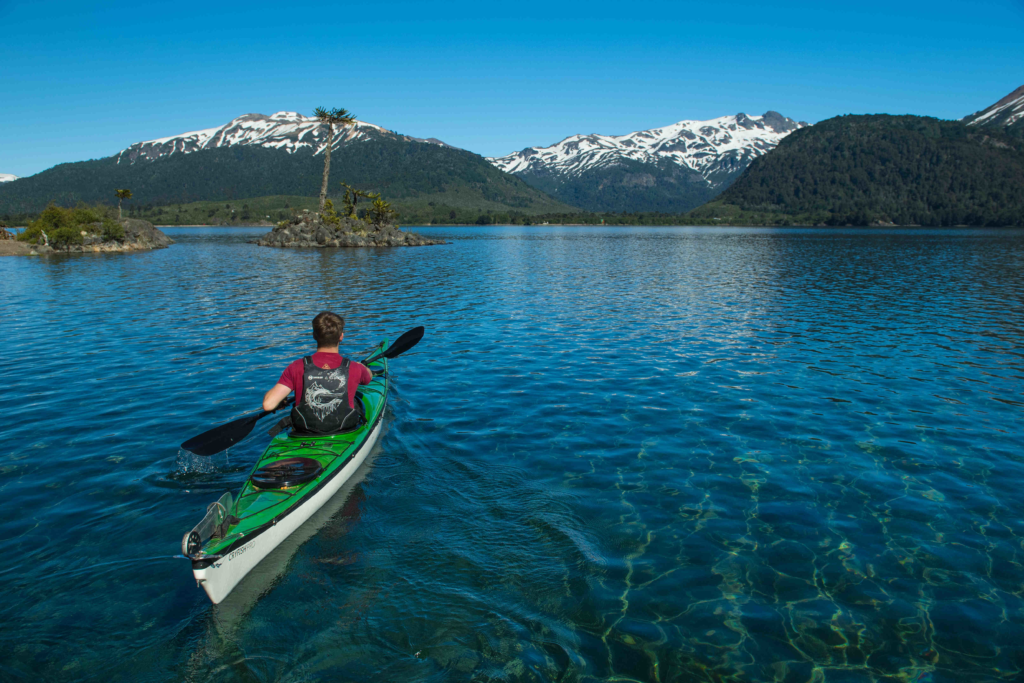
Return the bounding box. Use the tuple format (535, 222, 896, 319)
(1, 225, 1023, 682)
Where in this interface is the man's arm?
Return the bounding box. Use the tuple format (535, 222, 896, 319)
(263, 383, 292, 412)
(354, 362, 374, 384)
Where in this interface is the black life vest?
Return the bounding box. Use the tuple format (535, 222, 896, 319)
(290, 356, 363, 435)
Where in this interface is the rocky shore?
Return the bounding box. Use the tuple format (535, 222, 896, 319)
(256, 212, 445, 248)
(1, 219, 173, 256)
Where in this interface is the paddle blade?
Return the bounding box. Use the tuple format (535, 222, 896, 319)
(181, 412, 262, 456)
(382, 326, 424, 359)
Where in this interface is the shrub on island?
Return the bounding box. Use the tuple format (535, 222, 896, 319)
(19, 204, 125, 250)
(16, 203, 172, 253)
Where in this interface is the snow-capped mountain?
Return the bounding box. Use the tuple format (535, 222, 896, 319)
(490, 112, 805, 187)
(0, 174, 18, 183)
(0, 112, 565, 216)
(963, 85, 1024, 134)
(117, 111, 452, 165)
(486, 112, 807, 213)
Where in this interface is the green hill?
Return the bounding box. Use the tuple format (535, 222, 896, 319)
(0, 129, 575, 218)
(690, 115, 1024, 226)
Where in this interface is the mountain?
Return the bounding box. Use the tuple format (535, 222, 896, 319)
(0, 113, 572, 218)
(487, 112, 807, 213)
(114, 111, 458, 164)
(691, 114, 1024, 226)
(0, 174, 17, 183)
(963, 84, 1024, 137)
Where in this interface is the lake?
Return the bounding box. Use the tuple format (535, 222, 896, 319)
(1, 225, 1022, 682)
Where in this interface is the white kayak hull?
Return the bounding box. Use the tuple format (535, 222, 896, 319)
(192, 419, 383, 604)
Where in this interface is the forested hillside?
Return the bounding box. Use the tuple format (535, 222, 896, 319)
(691, 115, 1024, 226)
(0, 129, 573, 216)
(510, 158, 722, 214)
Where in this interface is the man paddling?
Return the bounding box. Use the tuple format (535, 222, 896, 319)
(263, 311, 373, 434)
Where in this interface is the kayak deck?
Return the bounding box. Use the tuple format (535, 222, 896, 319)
(188, 343, 389, 563)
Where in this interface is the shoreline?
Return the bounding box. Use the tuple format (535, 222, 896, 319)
(143, 222, 1016, 229)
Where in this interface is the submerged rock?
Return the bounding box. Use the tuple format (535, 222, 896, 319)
(256, 213, 446, 249)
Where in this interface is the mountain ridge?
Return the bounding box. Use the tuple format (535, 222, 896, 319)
(0, 113, 570, 217)
(115, 111, 457, 164)
(487, 111, 807, 213)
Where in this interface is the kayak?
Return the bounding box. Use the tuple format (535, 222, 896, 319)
(182, 339, 390, 604)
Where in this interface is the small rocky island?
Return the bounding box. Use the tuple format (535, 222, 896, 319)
(257, 210, 445, 248)
(1, 205, 173, 256)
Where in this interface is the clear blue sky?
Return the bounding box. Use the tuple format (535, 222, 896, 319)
(2, 0, 1022, 177)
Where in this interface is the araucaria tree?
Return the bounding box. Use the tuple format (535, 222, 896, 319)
(313, 107, 356, 214)
(115, 189, 132, 220)
(368, 195, 397, 229)
(340, 181, 372, 218)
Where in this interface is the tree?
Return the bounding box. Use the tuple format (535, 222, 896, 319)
(313, 107, 357, 214)
(321, 199, 341, 226)
(115, 189, 132, 220)
(339, 180, 372, 218)
(367, 195, 397, 228)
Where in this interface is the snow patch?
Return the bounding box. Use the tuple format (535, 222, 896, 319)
(964, 85, 1024, 129)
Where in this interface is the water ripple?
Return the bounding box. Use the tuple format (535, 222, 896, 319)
(0, 226, 1022, 681)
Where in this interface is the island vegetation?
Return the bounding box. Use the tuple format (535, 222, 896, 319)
(19, 204, 125, 249)
(313, 107, 356, 213)
(115, 188, 132, 219)
(257, 181, 442, 248)
(4, 200, 173, 255)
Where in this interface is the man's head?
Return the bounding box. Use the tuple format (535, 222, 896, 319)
(312, 311, 345, 349)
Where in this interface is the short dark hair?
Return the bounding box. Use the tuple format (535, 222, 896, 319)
(312, 311, 345, 346)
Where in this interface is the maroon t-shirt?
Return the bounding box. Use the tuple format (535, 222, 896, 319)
(279, 352, 372, 409)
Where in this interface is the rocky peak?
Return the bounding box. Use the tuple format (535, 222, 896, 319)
(963, 84, 1024, 131)
(762, 110, 806, 134)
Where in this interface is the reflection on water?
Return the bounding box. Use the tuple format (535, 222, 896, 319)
(1, 225, 1023, 681)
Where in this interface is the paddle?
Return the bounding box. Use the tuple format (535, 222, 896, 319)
(362, 325, 424, 364)
(180, 327, 425, 456)
(181, 397, 294, 456)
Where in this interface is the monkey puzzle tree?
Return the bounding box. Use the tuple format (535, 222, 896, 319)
(339, 181, 372, 218)
(368, 195, 397, 229)
(115, 189, 132, 220)
(313, 107, 356, 214)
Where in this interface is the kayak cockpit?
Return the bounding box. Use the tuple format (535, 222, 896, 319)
(182, 490, 236, 556)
